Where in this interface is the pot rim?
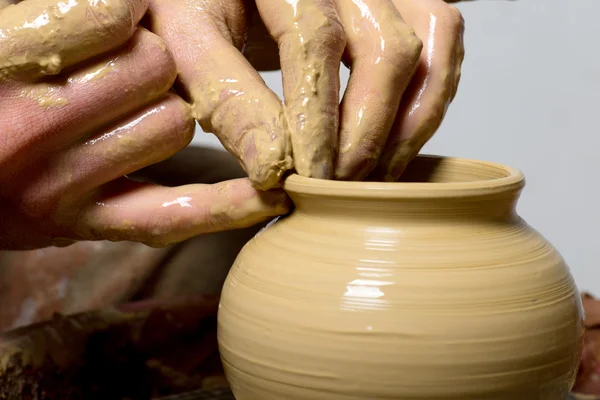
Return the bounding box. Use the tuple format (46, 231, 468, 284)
(283, 155, 525, 199)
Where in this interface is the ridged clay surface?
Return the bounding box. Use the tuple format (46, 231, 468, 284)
(218, 155, 584, 400)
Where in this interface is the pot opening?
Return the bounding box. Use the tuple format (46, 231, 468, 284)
(398, 155, 513, 183)
(283, 155, 525, 200)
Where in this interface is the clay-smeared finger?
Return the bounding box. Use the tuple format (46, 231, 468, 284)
(74, 178, 290, 247)
(146, 0, 292, 191)
(256, 0, 346, 179)
(0, 28, 176, 169)
(371, 0, 465, 181)
(334, 0, 422, 180)
(0, 0, 148, 80)
(22, 94, 194, 207)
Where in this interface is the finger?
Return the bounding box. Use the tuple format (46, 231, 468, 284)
(21, 93, 194, 207)
(0, 28, 177, 170)
(256, 0, 346, 179)
(371, 0, 465, 181)
(73, 178, 290, 247)
(0, 0, 148, 80)
(333, 0, 422, 180)
(146, 0, 292, 191)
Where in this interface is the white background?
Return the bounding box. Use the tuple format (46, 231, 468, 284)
(190, 1, 600, 294)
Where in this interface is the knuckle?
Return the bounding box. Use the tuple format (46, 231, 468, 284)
(439, 68, 454, 94)
(442, 4, 465, 34)
(90, 0, 137, 39)
(126, 30, 177, 94)
(384, 25, 423, 65)
(18, 184, 61, 222)
(144, 212, 174, 243)
(140, 31, 177, 75)
(318, 19, 346, 53)
(277, 5, 346, 54)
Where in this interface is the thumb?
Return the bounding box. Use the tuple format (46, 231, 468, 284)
(72, 178, 290, 247)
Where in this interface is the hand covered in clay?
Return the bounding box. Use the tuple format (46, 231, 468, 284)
(0, 0, 288, 250)
(146, 0, 464, 184)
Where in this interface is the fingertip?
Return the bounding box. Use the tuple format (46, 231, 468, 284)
(220, 179, 290, 220)
(249, 157, 294, 191)
(130, 0, 150, 26)
(259, 0, 343, 180)
(162, 92, 195, 146)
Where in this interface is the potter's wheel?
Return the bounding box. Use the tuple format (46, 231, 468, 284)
(155, 389, 588, 400)
(156, 388, 234, 400)
(156, 389, 235, 400)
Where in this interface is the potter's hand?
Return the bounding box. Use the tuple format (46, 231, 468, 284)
(362, 0, 466, 180)
(146, 0, 294, 191)
(271, 0, 465, 181)
(0, 0, 288, 250)
(147, 0, 464, 184)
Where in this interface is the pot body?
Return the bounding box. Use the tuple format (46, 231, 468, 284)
(218, 157, 584, 400)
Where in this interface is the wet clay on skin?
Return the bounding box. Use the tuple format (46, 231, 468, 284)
(276, 0, 341, 179)
(218, 155, 584, 399)
(145, 0, 293, 191)
(188, 55, 293, 191)
(0, 0, 146, 81)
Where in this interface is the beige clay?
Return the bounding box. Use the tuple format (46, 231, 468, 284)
(278, 0, 339, 180)
(0, 0, 146, 81)
(218, 155, 584, 399)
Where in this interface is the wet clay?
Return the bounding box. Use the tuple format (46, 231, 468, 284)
(218, 155, 584, 400)
(274, 0, 342, 179)
(188, 61, 293, 191)
(17, 56, 119, 108)
(145, 0, 293, 191)
(0, 0, 146, 81)
(19, 83, 69, 107)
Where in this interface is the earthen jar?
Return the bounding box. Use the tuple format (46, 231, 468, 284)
(218, 155, 585, 399)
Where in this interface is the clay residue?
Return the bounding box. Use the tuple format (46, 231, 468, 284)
(188, 64, 293, 190)
(15, 53, 118, 110)
(144, 1, 293, 190)
(19, 83, 68, 107)
(0, 0, 147, 81)
(278, 1, 343, 179)
(0, 295, 224, 398)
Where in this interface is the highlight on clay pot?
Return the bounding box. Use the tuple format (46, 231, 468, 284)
(218, 155, 585, 400)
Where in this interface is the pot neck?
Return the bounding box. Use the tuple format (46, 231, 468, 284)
(283, 156, 526, 223)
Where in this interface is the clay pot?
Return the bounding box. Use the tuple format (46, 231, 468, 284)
(218, 155, 585, 399)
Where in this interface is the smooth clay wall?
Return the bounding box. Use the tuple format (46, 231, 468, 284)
(190, 0, 600, 294)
